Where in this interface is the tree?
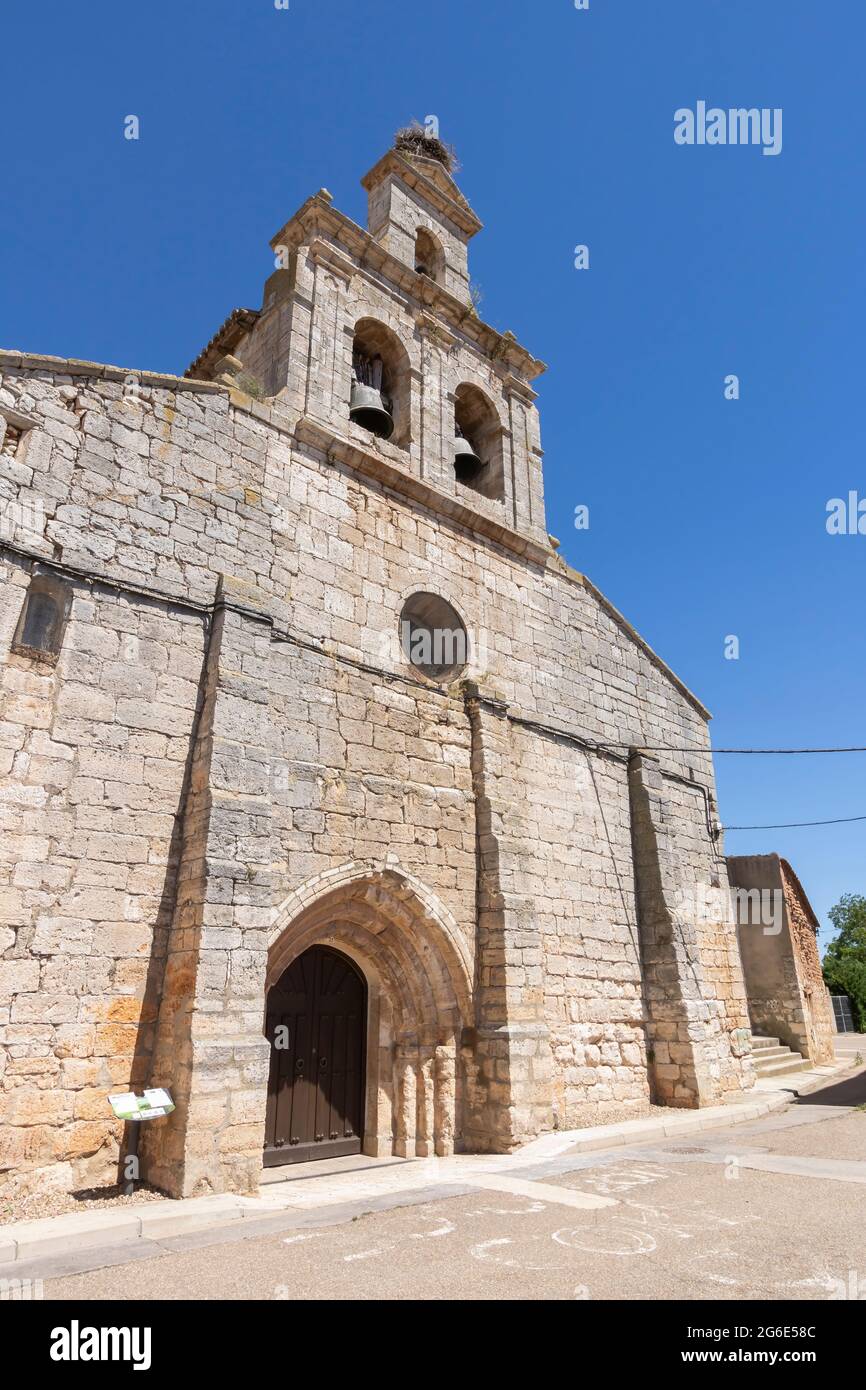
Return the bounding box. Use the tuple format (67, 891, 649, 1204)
(822, 893, 866, 1031)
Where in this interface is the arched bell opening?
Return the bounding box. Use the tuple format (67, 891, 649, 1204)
(453, 382, 505, 500)
(349, 318, 411, 448)
(268, 867, 473, 1161)
(414, 226, 446, 286)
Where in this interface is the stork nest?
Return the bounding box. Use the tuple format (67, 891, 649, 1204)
(394, 124, 458, 173)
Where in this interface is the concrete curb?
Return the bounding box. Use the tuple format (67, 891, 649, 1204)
(0, 1090, 792, 1266)
(0, 1194, 250, 1265)
(517, 1090, 791, 1160)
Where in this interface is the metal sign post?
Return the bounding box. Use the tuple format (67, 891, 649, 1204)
(107, 1089, 175, 1194)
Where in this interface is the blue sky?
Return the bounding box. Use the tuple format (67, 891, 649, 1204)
(2, 1, 863, 948)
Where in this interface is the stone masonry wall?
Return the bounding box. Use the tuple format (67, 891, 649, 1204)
(0, 548, 205, 1194)
(506, 727, 649, 1128)
(141, 579, 274, 1198)
(0, 338, 754, 1193)
(267, 638, 476, 930)
(629, 754, 753, 1107)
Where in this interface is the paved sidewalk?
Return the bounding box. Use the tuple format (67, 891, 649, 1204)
(0, 1088, 791, 1270)
(42, 1084, 866, 1303)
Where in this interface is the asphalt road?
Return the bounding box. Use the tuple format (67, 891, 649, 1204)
(41, 1068, 866, 1302)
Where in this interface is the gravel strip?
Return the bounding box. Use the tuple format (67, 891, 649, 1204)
(0, 1183, 167, 1227)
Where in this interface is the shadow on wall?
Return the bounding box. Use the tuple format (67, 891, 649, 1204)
(123, 605, 213, 1191)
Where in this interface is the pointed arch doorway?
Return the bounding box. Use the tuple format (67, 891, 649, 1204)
(263, 945, 366, 1166)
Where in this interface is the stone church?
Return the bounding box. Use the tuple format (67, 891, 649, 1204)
(0, 131, 755, 1200)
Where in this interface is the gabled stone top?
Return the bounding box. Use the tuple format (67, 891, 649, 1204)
(267, 191, 545, 382)
(361, 147, 483, 239)
(727, 854, 822, 936)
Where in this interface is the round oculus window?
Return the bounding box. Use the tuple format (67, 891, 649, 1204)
(399, 592, 468, 681)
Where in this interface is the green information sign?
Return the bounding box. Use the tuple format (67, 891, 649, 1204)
(108, 1088, 175, 1121)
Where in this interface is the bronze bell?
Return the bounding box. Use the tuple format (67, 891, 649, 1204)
(454, 428, 485, 483)
(349, 380, 394, 439)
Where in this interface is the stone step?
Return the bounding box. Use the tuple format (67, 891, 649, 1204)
(748, 1033, 811, 1077)
(752, 1055, 812, 1078)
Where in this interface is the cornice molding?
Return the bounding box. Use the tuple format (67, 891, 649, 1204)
(308, 237, 356, 285)
(502, 372, 539, 406)
(0, 348, 226, 394)
(270, 194, 546, 383)
(293, 414, 551, 566)
(414, 310, 458, 350)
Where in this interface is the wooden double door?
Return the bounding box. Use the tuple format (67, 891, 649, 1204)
(264, 946, 366, 1166)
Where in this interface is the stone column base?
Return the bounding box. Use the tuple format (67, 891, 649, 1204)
(144, 1034, 271, 1199)
(464, 1022, 553, 1153)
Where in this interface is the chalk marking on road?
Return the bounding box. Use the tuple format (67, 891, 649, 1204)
(408, 1215, 456, 1239)
(637, 1199, 761, 1234)
(281, 1233, 320, 1245)
(469, 1238, 515, 1264)
(553, 1224, 657, 1256)
(781, 1271, 840, 1296)
(685, 1249, 844, 1296)
(551, 1196, 762, 1260)
(575, 1161, 685, 1195)
(467, 1233, 571, 1272)
(619, 1201, 696, 1240)
(684, 1248, 740, 1286)
(620, 1199, 757, 1239)
(461, 1174, 617, 1210)
(343, 1245, 394, 1262)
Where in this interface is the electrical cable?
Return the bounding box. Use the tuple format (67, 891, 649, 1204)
(724, 813, 866, 830)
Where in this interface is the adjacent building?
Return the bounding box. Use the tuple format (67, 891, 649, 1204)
(727, 853, 835, 1070)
